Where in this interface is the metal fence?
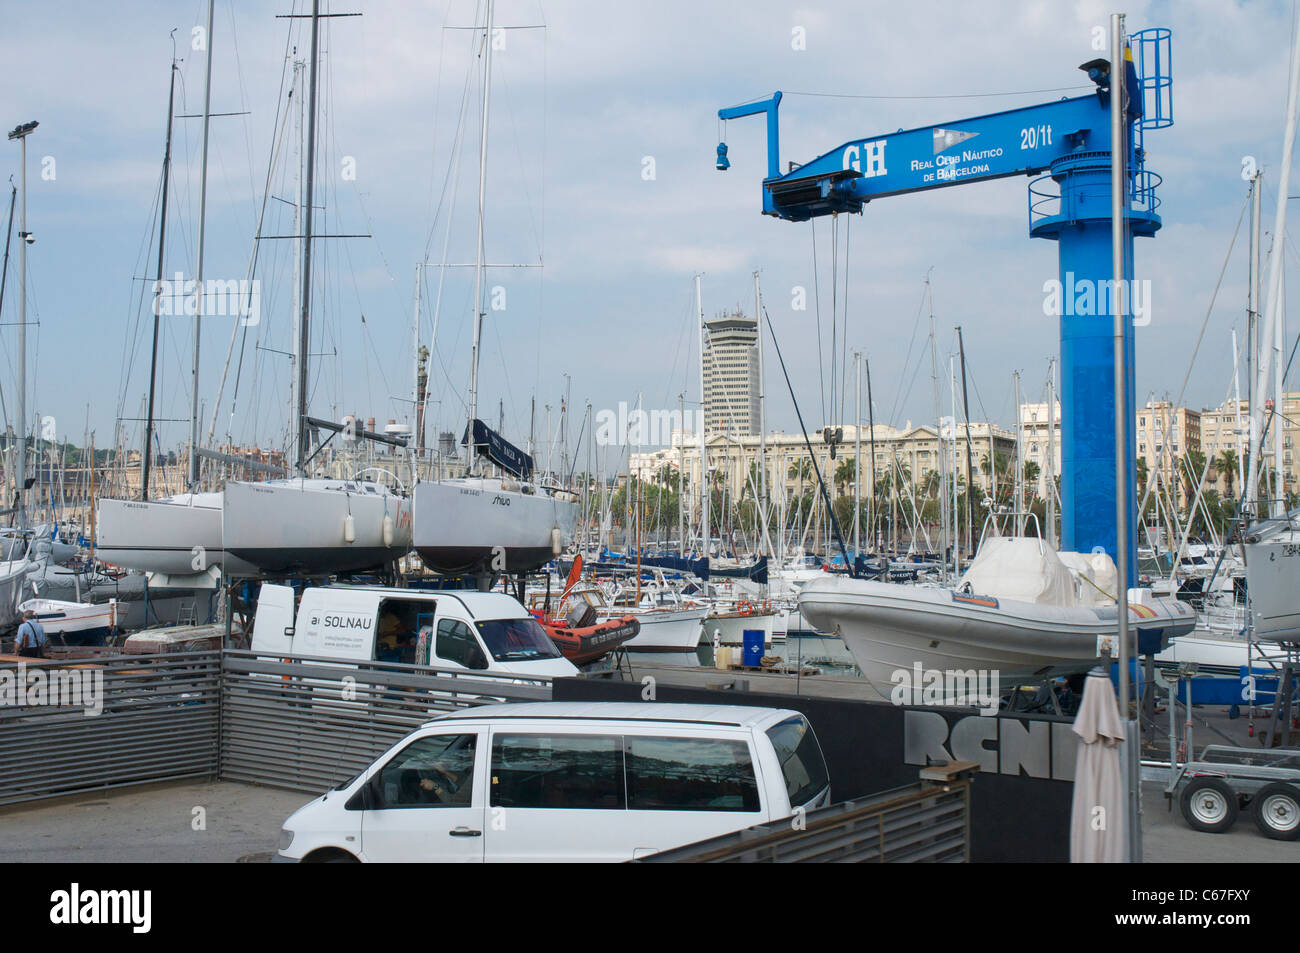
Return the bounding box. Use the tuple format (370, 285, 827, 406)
(218, 650, 552, 793)
(0, 651, 222, 807)
(0, 649, 553, 808)
(636, 764, 974, 862)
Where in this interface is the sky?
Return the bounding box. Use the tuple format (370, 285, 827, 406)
(0, 0, 1293, 474)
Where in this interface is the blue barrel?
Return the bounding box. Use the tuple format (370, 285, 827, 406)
(741, 629, 764, 667)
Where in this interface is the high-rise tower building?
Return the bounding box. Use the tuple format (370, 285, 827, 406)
(702, 311, 759, 435)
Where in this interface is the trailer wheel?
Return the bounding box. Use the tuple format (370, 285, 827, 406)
(1251, 782, 1300, 841)
(1179, 778, 1238, 833)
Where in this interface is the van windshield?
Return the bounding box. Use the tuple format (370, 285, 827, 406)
(476, 617, 563, 662)
(766, 715, 829, 807)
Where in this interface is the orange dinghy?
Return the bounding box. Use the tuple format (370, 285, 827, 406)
(540, 613, 640, 666)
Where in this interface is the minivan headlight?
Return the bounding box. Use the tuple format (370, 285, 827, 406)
(278, 828, 295, 851)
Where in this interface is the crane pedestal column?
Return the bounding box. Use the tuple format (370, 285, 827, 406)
(1030, 151, 1159, 585)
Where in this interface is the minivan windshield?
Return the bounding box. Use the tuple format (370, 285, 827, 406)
(766, 715, 829, 807)
(476, 617, 563, 662)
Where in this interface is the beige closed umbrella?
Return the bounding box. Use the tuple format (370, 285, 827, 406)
(1070, 667, 1128, 863)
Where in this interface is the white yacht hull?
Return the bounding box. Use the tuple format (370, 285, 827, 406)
(0, 559, 31, 627)
(700, 611, 777, 648)
(96, 495, 258, 576)
(221, 479, 412, 575)
(97, 480, 411, 578)
(18, 598, 118, 644)
(605, 606, 707, 653)
(413, 479, 578, 574)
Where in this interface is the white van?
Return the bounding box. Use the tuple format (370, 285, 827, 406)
(274, 702, 831, 862)
(250, 585, 577, 679)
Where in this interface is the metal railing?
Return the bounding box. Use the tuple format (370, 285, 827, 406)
(0, 649, 554, 808)
(0, 651, 221, 807)
(218, 650, 552, 793)
(636, 763, 975, 863)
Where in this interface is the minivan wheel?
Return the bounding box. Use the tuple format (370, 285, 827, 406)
(1179, 778, 1238, 833)
(1251, 783, 1300, 841)
(304, 848, 360, 863)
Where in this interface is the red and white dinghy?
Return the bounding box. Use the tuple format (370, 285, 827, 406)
(529, 555, 640, 665)
(539, 614, 641, 666)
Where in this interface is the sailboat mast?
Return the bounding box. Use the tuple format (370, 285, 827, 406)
(143, 58, 178, 501)
(854, 351, 861, 556)
(696, 274, 708, 555)
(865, 358, 876, 555)
(1046, 359, 1057, 548)
(189, 0, 215, 489)
(927, 290, 949, 568)
(288, 57, 304, 458)
(1247, 12, 1300, 513)
(295, 0, 321, 471)
(411, 263, 423, 440)
(678, 392, 685, 552)
(956, 324, 975, 554)
(754, 270, 767, 556)
(466, 0, 496, 460)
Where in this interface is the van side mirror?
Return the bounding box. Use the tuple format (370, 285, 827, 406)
(468, 647, 490, 671)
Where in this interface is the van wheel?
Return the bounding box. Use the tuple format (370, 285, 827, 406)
(1251, 783, 1300, 840)
(1179, 778, 1238, 833)
(303, 848, 360, 863)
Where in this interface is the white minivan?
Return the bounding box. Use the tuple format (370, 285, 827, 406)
(274, 702, 831, 862)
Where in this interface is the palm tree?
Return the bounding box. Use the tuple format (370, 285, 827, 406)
(1021, 459, 1041, 507)
(1214, 448, 1238, 500)
(743, 460, 765, 501)
(1181, 449, 1207, 512)
(834, 456, 857, 497)
(1135, 456, 1149, 497)
(919, 468, 941, 499)
(788, 458, 812, 512)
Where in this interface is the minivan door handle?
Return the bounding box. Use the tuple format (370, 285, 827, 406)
(449, 827, 482, 837)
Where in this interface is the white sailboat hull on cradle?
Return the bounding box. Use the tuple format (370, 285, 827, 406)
(96, 480, 411, 578)
(221, 479, 412, 575)
(0, 560, 31, 628)
(95, 494, 257, 577)
(413, 479, 577, 574)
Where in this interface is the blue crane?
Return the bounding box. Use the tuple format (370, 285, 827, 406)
(716, 29, 1173, 583)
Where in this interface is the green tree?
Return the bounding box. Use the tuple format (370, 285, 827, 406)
(1214, 449, 1238, 500)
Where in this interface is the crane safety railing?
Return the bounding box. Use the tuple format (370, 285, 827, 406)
(1029, 166, 1163, 231)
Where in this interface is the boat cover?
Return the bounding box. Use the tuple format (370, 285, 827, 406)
(959, 536, 1078, 607)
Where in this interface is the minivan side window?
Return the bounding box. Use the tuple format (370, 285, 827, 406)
(373, 733, 477, 808)
(435, 619, 488, 670)
(625, 736, 761, 812)
(490, 734, 624, 810)
(765, 716, 830, 807)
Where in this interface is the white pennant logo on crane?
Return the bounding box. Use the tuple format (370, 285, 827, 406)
(933, 128, 978, 154)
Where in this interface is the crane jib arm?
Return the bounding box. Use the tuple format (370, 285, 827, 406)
(757, 94, 1120, 220)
